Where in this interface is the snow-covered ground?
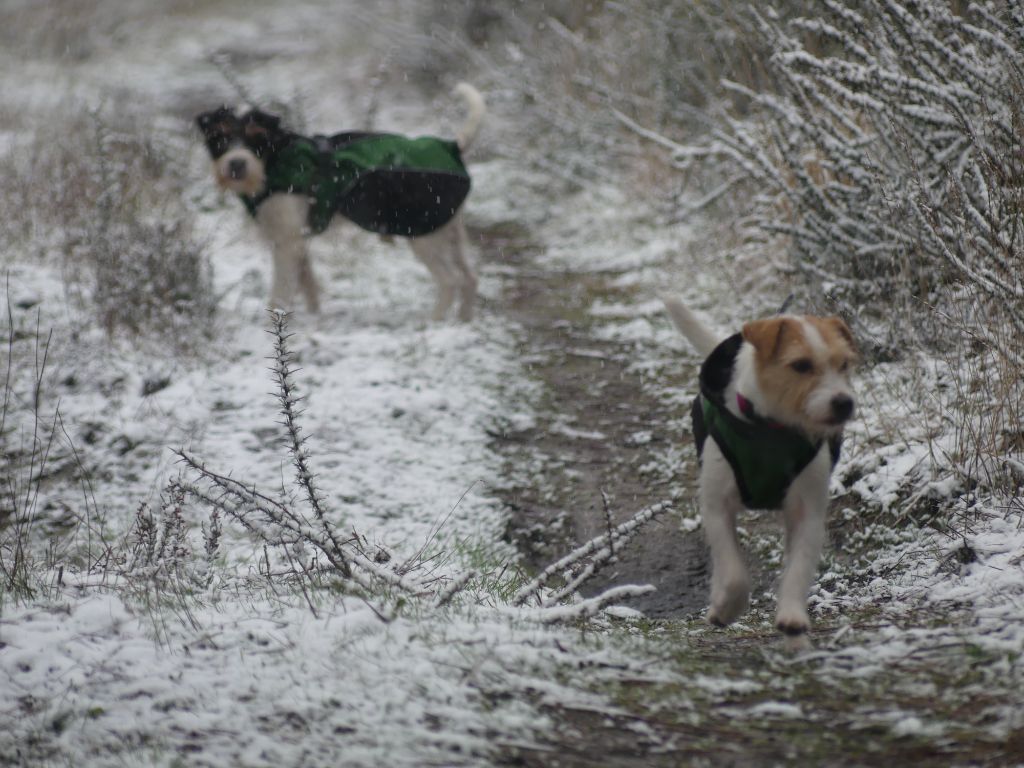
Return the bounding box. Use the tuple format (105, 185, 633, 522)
(1, 1, 1022, 766)
(0, 3, 682, 764)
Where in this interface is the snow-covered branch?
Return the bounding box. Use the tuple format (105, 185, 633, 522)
(513, 501, 671, 607)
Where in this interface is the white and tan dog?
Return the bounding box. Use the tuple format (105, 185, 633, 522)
(196, 84, 485, 320)
(663, 296, 858, 643)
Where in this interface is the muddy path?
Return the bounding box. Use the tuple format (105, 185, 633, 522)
(471, 223, 1022, 768)
(471, 222, 809, 767)
(475, 221, 774, 619)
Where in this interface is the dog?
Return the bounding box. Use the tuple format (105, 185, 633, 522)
(663, 296, 858, 644)
(195, 83, 485, 320)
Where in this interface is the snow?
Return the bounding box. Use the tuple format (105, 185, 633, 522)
(745, 701, 804, 719)
(0, 2, 589, 764)
(3, 596, 562, 765)
(1, 0, 1023, 765)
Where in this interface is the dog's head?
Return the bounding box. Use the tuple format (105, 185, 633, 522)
(195, 107, 286, 197)
(741, 315, 858, 437)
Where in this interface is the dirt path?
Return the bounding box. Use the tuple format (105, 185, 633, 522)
(471, 221, 713, 619)
(470, 223, 1023, 768)
(474, 218, 776, 617)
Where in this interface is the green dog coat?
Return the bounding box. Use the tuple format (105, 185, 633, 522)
(692, 334, 841, 509)
(241, 131, 471, 237)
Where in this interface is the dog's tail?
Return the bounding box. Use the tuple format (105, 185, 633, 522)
(454, 83, 486, 152)
(662, 295, 722, 357)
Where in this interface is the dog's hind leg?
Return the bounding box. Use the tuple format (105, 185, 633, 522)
(451, 215, 477, 321)
(700, 442, 751, 626)
(409, 220, 472, 322)
(411, 245, 457, 320)
(431, 280, 458, 321)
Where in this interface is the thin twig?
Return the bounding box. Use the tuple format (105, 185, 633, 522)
(522, 584, 655, 624)
(267, 310, 351, 575)
(513, 501, 671, 606)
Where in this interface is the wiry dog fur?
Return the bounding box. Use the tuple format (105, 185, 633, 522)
(663, 297, 858, 646)
(197, 83, 485, 320)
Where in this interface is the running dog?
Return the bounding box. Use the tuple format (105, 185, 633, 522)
(196, 84, 485, 320)
(663, 296, 858, 643)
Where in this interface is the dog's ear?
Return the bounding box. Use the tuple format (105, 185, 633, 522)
(823, 316, 859, 357)
(195, 107, 234, 136)
(244, 109, 282, 133)
(742, 317, 790, 362)
(241, 110, 287, 157)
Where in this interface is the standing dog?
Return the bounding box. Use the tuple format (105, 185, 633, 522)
(663, 297, 858, 642)
(196, 84, 485, 320)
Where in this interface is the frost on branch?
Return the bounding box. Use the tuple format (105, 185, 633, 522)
(699, 2, 1023, 498)
(171, 311, 663, 622)
(706, 3, 1024, 351)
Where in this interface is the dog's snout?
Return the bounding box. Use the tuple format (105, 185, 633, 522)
(227, 157, 247, 179)
(830, 394, 855, 422)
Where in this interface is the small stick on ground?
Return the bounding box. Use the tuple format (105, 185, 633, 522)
(601, 489, 615, 559)
(513, 501, 671, 607)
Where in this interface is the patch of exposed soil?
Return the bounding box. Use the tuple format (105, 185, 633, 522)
(475, 220, 735, 619)
(472, 221, 1021, 768)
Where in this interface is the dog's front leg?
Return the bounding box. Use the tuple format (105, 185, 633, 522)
(296, 251, 320, 313)
(257, 195, 318, 312)
(700, 442, 751, 626)
(268, 240, 304, 311)
(776, 451, 831, 638)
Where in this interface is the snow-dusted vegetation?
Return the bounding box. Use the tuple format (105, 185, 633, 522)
(708, 1, 1024, 507)
(1, 1, 1022, 765)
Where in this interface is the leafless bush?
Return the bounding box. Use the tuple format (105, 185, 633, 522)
(705, 3, 1023, 340)
(168, 311, 668, 618)
(1, 297, 69, 602)
(126, 489, 194, 582)
(0, 0, 209, 63)
(0, 106, 215, 345)
(384, 0, 815, 196)
(172, 311, 438, 608)
(513, 501, 671, 608)
(694, 2, 1024, 500)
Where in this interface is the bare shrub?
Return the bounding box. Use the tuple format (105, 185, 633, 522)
(3, 299, 668, 618)
(381, 0, 817, 196)
(0, 106, 215, 345)
(512, 501, 671, 608)
(706, 3, 1023, 335)
(0, 0, 213, 64)
(169, 311, 668, 618)
(126, 490, 193, 582)
(173, 311, 434, 607)
(670, 2, 1024, 504)
(0, 296, 80, 603)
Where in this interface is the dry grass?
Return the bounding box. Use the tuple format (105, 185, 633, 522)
(0, 105, 215, 345)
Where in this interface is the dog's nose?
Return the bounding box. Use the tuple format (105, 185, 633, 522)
(227, 157, 247, 179)
(830, 394, 855, 422)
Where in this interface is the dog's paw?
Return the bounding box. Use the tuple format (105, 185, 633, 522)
(708, 575, 750, 627)
(775, 604, 811, 636)
(782, 632, 813, 653)
(706, 608, 728, 627)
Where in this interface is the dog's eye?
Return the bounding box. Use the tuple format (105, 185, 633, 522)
(207, 136, 231, 157)
(789, 359, 814, 374)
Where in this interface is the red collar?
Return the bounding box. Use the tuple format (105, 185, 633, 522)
(736, 393, 786, 429)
